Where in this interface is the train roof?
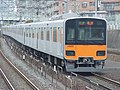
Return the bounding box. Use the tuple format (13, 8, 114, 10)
(2, 16, 106, 28)
(65, 16, 106, 21)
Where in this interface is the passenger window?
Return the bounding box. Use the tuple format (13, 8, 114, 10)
(46, 30, 50, 41)
(25, 28, 28, 37)
(29, 33, 31, 37)
(49, 27, 52, 41)
(53, 27, 57, 42)
(41, 30, 44, 40)
(32, 33, 34, 38)
(38, 28, 40, 39)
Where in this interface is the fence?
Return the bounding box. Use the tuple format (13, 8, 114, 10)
(107, 23, 120, 30)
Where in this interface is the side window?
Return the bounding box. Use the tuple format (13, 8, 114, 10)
(41, 27, 44, 40)
(26, 28, 28, 37)
(38, 28, 40, 39)
(44, 27, 46, 40)
(53, 27, 57, 42)
(32, 33, 34, 38)
(29, 33, 31, 37)
(46, 30, 50, 41)
(50, 27, 52, 41)
(29, 28, 31, 38)
(32, 28, 35, 38)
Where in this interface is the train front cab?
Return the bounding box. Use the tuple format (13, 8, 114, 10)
(64, 18, 107, 72)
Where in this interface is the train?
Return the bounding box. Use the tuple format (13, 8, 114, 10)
(2, 15, 107, 72)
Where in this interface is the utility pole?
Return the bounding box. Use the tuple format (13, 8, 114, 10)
(95, 0, 101, 16)
(64, 0, 68, 13)
(95, 0, 98, 16)
(74, 0, 76, 13)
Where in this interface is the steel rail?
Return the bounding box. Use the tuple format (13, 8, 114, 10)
(0, 68, 15, 90)
(92, 73, 120, 87)
(0, 50, 40, 90)
(77, 73, 111, 90)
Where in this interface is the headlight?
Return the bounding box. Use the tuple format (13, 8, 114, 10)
(96, 51, 105, 56)
(66, 51, 75, 56)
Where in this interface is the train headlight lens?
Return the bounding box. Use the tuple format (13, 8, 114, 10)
(96, 51, 105, 56)
(66, 51, 75, 56)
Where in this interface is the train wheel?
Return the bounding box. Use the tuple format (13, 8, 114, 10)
(102, 61, 105, 69)
(61, 60, 66, 72)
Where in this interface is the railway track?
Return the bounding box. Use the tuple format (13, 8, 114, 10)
(0, 50, 39, 90)
(2, 37, 120, 90)
(76, 72, 120, 90)
(77, 73, 111, 90)
(92, 73, 120, 88)
(1, 37, 66, 90)
(0, 68, 15, 90)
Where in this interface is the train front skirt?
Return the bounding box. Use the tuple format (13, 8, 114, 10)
(65, 61, 104, 72)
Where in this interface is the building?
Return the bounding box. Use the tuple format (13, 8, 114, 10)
(0, 0, 19, 25)
(1, 0, 120, 24)
(52, 0, 120, 23)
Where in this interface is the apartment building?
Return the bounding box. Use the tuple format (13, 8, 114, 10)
(53, 0, 120, 13)
(15, 0, 120, 23)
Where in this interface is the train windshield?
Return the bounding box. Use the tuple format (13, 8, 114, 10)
(77, 27, 104, 40)
(65, 18, 106, 44)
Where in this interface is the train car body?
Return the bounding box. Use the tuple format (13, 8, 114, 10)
(2, 17, 107, 72)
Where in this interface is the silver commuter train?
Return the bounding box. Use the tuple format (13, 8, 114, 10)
(2, 16, 107, 72)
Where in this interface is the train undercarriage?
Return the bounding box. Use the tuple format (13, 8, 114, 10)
(3, 35, 105, 72)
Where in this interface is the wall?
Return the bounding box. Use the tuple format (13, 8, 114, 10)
(107, 30, 120, 54)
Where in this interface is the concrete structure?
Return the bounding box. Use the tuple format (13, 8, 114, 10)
(52, 0, 120, 23)
(0, 0, 19, 26)
(107, 30, 120, 49)
(47, 0, 120, 29)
